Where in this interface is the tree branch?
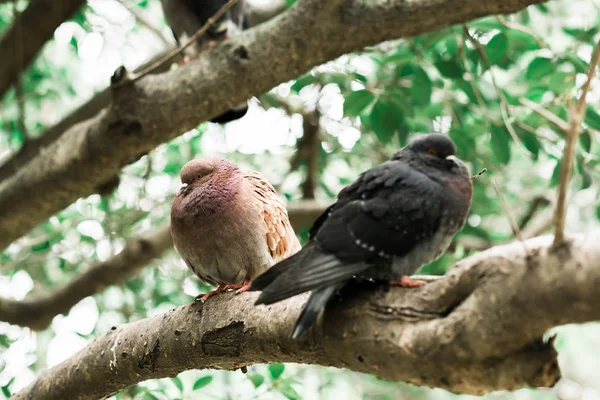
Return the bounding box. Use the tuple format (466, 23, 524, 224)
(16, 232, 600, 400)
(0, 0, 86, 100)
(0, 0, 546, 252)
(0, 201, 329, 330)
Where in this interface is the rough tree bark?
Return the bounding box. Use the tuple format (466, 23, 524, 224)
(0, 0, 546, 252)
(15, 232, 600, 400)
(0, 200, 328, 330)
(0, 0, 86, 99)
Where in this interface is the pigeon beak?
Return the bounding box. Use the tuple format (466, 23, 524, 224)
(445, 155, 462, 167)
(178, 183, 189, 195)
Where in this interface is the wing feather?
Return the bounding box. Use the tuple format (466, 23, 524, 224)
(244, 171, 301, 263)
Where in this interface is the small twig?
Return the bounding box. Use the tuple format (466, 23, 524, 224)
(491, 176, 524, 242)
(553, 39, 600, 245)
(519, 97, 570, 132)
(471, 168, 487, 181)
(463, 25, 533, 158)
(116, 0, 169, 45)
(116, 0, 239, 85)
(496, 15, 548, 50)
(519, 196, 550, 230)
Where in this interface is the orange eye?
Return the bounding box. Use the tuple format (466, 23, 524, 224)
(196, 174, 202, 180)
(427, 148, 436, 156)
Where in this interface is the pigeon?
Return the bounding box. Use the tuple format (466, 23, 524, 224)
(171, 157, 301, 300)
(249, 134, 473, 338)
(161, 0, 248, 123)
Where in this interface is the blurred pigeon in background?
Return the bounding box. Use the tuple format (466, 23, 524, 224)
(171, 157, 301, 301)
(250, 134, 473, 338)
(161, 0, 248, 123)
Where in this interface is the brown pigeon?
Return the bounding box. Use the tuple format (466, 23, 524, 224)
(171, 157, 301, 300)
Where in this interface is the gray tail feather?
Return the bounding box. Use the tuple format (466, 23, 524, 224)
(291, 284, 342, 339)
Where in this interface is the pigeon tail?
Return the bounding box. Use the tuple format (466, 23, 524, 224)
(291, 284, 342, 339)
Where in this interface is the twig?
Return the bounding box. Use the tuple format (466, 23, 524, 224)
(553, 39, 600, 245)
(463, 25, 534, 158)
(519, 196, 550, 230)
(117, 0, 239, 85)
(519, 97, 570, 132)
(491, 176, 524, 242)
(496, 15, 548, 50)
(116, 0, 169, 45)
(471, 168, 487, 181)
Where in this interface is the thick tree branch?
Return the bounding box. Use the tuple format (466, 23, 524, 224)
(0, 201, 329, 330)
(0, 0, 86, 100)
(0, 0, 546, 252)
(16, 232, 600, 399)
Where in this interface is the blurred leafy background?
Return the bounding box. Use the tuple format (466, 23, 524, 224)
(1, 0, 600, 399)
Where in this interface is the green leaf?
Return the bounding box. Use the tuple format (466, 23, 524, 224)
(343, 90, 375, 117)
(577, 160, 592, 190)
(547, 72, 575, 93)
(486, 33, 508, 64)
(524, 87, 547, 102)
(563, 27, 599, 42)
(596, 204, 600, 220)
(278, 383, 300, 400)
(550, 160, 561, 188)
(370, 99, 404, 144)
(259, 93, 281, 110)
(290, 75, 317, 93)
(411, 67, 432, 106)
(320, 72, 349, 88)
(269, 363, 285, 379)
(386, 88, 413, 117)
(383, 47, 413, 63)
(517, 128, 541, 158)
(562, 54, 588, 74)
(525, 57, 554, 80)
(434, 59, 464, 79)
(193, 376, 213, 390)
(585, 106, 600, 130)
(172, 377, 184, 392)
(490, 125, 511, 164)
(580, 131, 592, 153)
(248, 373, 265, 388)
(505, 30, 541, 52)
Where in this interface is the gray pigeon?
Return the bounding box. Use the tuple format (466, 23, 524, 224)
(249, 134, 473, 338)
(161, 0, 248, 123)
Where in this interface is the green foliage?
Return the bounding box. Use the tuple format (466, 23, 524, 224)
(192, 376, 212, 390)
(1, 2, 600, 400)
(268, 363, 285, 379)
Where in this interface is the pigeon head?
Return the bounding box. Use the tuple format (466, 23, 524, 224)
(394, 134, 469, 177)
(173, 157, 242, 218)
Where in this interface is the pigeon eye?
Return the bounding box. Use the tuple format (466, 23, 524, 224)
(427, 148, 437, 156)
(196, 174, 202, 180)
